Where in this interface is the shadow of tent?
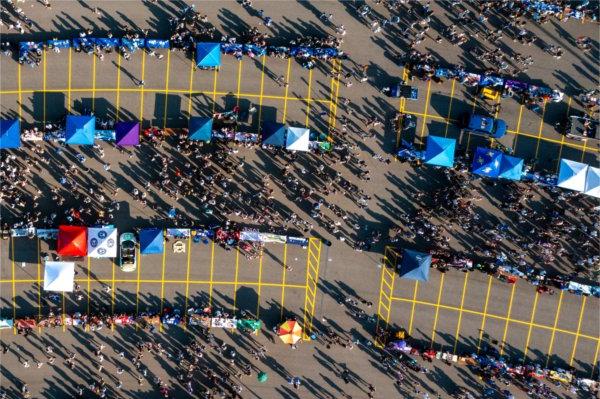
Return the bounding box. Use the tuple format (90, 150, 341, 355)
(235, 285, 259, 316)
(31, 91, 66, 123)
(153, 93, 184, 128)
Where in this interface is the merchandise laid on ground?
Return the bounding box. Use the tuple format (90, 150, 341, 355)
(0, 1, 598, 399)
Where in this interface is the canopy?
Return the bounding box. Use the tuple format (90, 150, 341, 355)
(286, 127, 310, 152)
(57, 225, 88, 257)
(43, 261, 75, 292)
(0, 319, 13, 329)
(584, 167, 600, 198)
(237, 319, 262, 331)
(557, 159, 588, 192)
(0, 119, 21, 149)
(65, 115, 95, 145)
(277, 320, 303, 345)
(398, 249, 431, 281)
(189, 117, 213, 142)
(140, 228, 164, 254)
(498, 154, 524, 181)
(87, 227, 118, 258)
(471, 147, 502, 178)
(257, 372, 268, 383)
(115, 121, 140, 146)
(262, 122, 286, 147)
(424, 135, 455, 167)
(196, 42, 221, 67)
(388, 340, 407, 351)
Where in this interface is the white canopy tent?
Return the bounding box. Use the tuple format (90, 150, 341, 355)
(43, 261, 75, 292)
(584, 167, 600, 198)
(557, 159, 588, 192)
(87, 227, 118, 258)
(285, 127, 310, 152)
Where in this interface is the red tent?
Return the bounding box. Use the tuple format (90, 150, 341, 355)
(57, 225, 87, 257)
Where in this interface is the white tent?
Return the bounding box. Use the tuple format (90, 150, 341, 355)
(557, 159, 588, 192)
(286, 127, 310, 152)
(87, 227, 118, 258)
(584, 167, 600, 198)
(43, 261, 75, 292)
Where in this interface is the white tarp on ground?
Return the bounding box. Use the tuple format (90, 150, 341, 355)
(557, 159, 588, 192)
(286, 127, 310, 152)
(87, 227, 118, 258)
(584, 167, 600, 198)
(43, 261, 75, 292)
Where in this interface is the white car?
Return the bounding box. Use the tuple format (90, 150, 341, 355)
(119, 232, 137, 272)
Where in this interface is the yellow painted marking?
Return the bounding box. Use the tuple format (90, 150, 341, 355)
(408, 281, 419, 335)
(302, 238, 322, 339)
(511, 104, 525, 153)
(139, 51, 146, 123)
(522, 291, 540, 363)
(591, 341, 600, 378)
(418, 79, 432, 147)
(43, 50, 47, 125)
(327, 60, 337, 128)
(232, 246, 240, 314)
(187, 58, 195, 119)
(135, 247, 142, 328)
(37, 238, 41, 332)
(86, 257, 91, 330)
(62, 292, 66, 332)
(17, 63, 22, 119)
(211, 68, 218, 114)
(256, 55, 266, 133)
(111, 258, 116, 332)
(282, 58, 292, 123)
(500, 283, 517, 356)
(91, 53, 96, 112)
(183, 237, 192, 330)
(67, 48, 71, 113)
(453, 272, 469, 354)
(569, 296, 587, 366)
(533, 101, 548, 161)
(162, 51, 171, 129)
(208, 241, 215, 305)
(545, 290, 564, 368)
(280, 244, 288, 320)
(430, 273, 445, 347)
(477, 276, 493, 353)
(330, 59, 341, 130)
(236, 60, 243, 107)
(556, 97, 572, 171)
(115, 52, 122, 121)
(159, 238, 167, 332)
(493, 92, 502, 119)
(256, 248, 264, 317)
(305, 69, 313, 127)
(443, 79, 456, 138)
(11, 237, 16, 334)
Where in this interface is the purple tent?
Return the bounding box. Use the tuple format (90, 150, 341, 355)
(388, 340, 407, 351)
(115, 121, 140, 146)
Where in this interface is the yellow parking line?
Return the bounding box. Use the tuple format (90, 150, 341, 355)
(280, 244, 288, 320)
(256, 55, 266, 133)
(510, 104, 525, 154)
(232, 246, 240, 314)
(139, 51, 146, 123)
(591, 341, 600, 378)
(443, 79, 456, 138)
(62, 292, 66, 332)
(162, 51, 171, 129)
(43, 50, 47, 125)
(282, 58, 292, 123)
(37, 238, 41, 331)
(91, 53, 96, 112)
(86, 257, 91, 329)
(408, 281, 419, 335)
(500, 283, 517, 356)
(135, 247, 142, 330)
(430, 273, 445, 348)
(183, 237, 192, 330)
(115, 52, 122, 122)
(256, 248, 264, 317)
(556, 97, 572, 170)
(522, 291, 540, 363)
(477, 276, 493, 353)
(187, 58, 194, 119)
(111, 259, 116, 331)
(236, 60, 243, 107)
(211, 68, 218, 114)
(11, 237, 16, 334)
(159, 238, 167, 331)
(375, 257, 388, 337)
(17, 63, 22, 119)
(67, 48, 72, 113)
(330, 59, 341, 130)
(569, 296, 587, 366)
(453, 272, 469, 354)
(546, 291, 564, 368)
(305, 69, 313, 127)
(327, 60, 337, 128)
(208, 241, 215, 305)
(418, 80, 432, 147)
(533, 101, 548, 161)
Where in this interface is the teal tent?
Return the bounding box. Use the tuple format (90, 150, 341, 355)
(196, 42, 221, 67)
(189, 117, 213, 142)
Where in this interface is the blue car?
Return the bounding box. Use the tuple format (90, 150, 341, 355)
(460, 114, 507, 139)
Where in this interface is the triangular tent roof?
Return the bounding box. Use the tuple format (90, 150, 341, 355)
(498, 154, 524, 181)
(196, 42, 221, 67)
(584, 167, 600, 198)
(115, 121, 140, 146)
(0, 119, 21, 149)
(65, 115, 95, 145)
(398, 249, 431, 281)
(43, 261, 75, 292)
(557, 159, 588, 192)
(286, 127, 310, 152)
(472, 147, 502, 178)
(57, 225, 88, 257)
(424, 135, 455, 167)
(87, 227, 118, 258)
(189, 117, 213, 142)
(140, 228, 164, 254)
(262, 122, 286, 147)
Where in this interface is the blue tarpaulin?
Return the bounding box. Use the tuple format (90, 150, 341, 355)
(65, 115, 95, 145)
(189, 117, 213, 142)
(424, 135, 455, 167)
(472, 147, 502, 178)
(121, 38, 145, 52)
(498, 154, 524, 181)
(398, 249, 431, 281)
(47, 39, 70, 48)
(196, 42, 221, 67)
(140, 228, 164, 254)
(93, 38, 120, 48)
(0, 119, 21, 149)
(146, 39, 170, 49)
(261, 122, 286, 147)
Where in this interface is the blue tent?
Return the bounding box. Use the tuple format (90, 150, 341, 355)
(557, 159, 588, 192)
(65, 115, 95, 145)
(189, 117, 213, 142)
(196, 42, 221, 67)
(262, 122, 286, 147)
(398, 249, 431, 281)
(140, 228, 164, 255)
(424, 135, 455, 167)
(0, 119, 21, 149)
(472, 147, 502, 178)
(498, 154, 524, 181)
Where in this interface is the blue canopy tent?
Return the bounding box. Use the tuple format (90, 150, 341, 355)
(472, 147, 502, 178)
(146, 39, 170, 49)
(188, 117, 213, 142)
(423, 135, 455, 167)
(196, 42, 221, 67)
(0, 119, 21, 149)
(139, 228, 164, 255)
(398, 249, 431, 281)
(498, 154, 524, 181)
(557, 159, 588, 192)
(261, 122, 286, 147)
(65, 115, 95, 145)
